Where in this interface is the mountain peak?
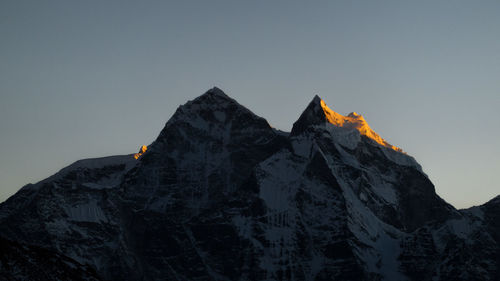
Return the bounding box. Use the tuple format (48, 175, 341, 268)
(186, 87, 238, 109)
(168, 87, 237, 120)
(203, 86, 229, 98)
(311, 94, 322, 103)
(154, 88, 272, 146)
(290, 95, 329, 136)
(292, 95, 402, 152)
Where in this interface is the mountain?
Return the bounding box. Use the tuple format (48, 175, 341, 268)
(0, 87, 498, 281)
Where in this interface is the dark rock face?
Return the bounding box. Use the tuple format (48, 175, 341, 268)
(480, 196, 500, 279)
(0, 236, 101, 281)
(0, 89, 498, 280)
(290, 95, 326, 136)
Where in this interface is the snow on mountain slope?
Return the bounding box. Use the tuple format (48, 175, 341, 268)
(306, 95, 402, 152)
(0, 88, 498, 281)
(291, 95, 421, 170)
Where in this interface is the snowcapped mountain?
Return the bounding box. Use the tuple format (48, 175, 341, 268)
(0, 88, 498, 281)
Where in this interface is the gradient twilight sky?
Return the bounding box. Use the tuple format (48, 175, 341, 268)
(0, 0, 499, 208)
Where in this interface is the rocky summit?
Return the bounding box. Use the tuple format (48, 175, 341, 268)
(0, 88, 498, 281)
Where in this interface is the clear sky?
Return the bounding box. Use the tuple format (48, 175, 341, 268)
(1, 0, 499, 208)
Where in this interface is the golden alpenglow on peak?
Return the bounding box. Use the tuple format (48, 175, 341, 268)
(319, 99, 403, 152)
(134, 145, 148, 159)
